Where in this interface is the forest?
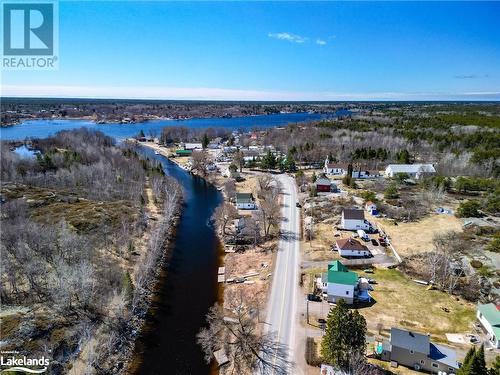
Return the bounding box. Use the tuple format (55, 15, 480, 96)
(0, 129, 181, 374)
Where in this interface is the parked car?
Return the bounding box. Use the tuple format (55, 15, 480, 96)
(307, 294, 321, 302)
(371, 238, 378, 246)
(363, 268, 374, 274)
(378, 237, 387, 246)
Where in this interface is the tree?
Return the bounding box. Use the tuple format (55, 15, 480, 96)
(488, 355, 500, 375)
(396, 149, 411, 164)
(360, 190, 377, 203)
(283, 151, 296, 172)
(234, 151, 245, 172)
(321, 300, 367, 370)
(458, 346, 476, 375)
(138, 129, 145, 138)
(311, 172, 317, 183)
(213, 202, 239, 235)
(457, 200, 482, 218)
(224, 179, 236, 200)
(295, 170, 306, 187)
(395, 172, 409, 183)
(197, 299, 291, 374)
(191, 150, 211, 176)
(202, 133, 210, 149)
(261, 150, 277, 170)
(384, 183, 399, 199)
(469, 345, 488, 375)
(342, 164, 355, 187)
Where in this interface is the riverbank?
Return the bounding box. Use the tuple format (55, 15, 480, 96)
(124, 146, 224, 374)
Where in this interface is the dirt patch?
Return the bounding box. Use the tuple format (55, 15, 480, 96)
(372, 214, 463, 257)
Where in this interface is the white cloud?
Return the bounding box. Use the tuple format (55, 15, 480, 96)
(268, 32, 308, 44)
(316, 39, 327, 45)
(2, 85, 499, 101)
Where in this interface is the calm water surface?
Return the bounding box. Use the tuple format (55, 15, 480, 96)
(131, 146, 223, 375)
(0, 111, 349, 141)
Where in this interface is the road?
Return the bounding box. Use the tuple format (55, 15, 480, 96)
(263, 174, 302, 374)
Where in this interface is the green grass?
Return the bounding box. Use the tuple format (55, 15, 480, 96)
(358, 268, 476, 341)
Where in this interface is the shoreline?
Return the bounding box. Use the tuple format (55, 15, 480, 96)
(0, 110, 321, 128)
(130, 143, 226, 374)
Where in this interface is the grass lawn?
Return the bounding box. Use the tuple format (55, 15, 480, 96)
(358, 268, 476, 342)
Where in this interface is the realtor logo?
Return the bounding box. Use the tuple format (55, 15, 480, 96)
(1, 0, 58, 69)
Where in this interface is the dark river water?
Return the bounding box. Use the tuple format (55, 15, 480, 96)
(131, 146, 223, 375)
(0, 111, 345, 374)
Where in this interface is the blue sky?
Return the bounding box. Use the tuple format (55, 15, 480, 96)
(2, 1, 500, 100)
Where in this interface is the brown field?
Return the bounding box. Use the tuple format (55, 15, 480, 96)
(372, 214, 464, 257)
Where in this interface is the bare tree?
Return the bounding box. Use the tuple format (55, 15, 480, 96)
(214, 202, 239, 236)
(224, 179, 236, 201)
(192, 150, 211, 176)
(197, 298, 292, 374)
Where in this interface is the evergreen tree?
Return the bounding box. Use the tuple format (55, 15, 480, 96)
(202, 133, 210, 149)
(458, 346, 476, 375)
(470, 345, 488, 375)
(488, 355, 500, 375)
(320, 299, 367, 370)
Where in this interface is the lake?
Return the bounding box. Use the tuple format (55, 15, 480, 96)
(0, 111, 348, 141)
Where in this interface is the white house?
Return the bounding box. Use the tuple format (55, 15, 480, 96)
(351, 169, 380, 179)
(323, 157, 347, 176)
(184, 142, 203, 150)
(385, 164, 436, 180)
(325, 260, 359, 304)
(341, 209, 375, 231)
(335, 238, 371, 257)
(365, 201, 378, 215)
(477, 303, 500, 348)
(235, 193, 256, 210)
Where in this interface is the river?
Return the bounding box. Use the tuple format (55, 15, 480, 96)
(0, 111, 345, 374)
(130, 146, 223, 374)
(0, 111, 349, 141)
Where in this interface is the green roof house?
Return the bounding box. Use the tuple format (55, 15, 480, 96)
(175, 149, 193, 156)
(235, 192, 256, 210)
(477, 303, 500, 348)
(325, 260, 359, 304)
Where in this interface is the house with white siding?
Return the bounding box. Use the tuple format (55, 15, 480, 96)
(324, 260, 359, 304)
(341, 209, 375, 232)
(335, 238, 371, 257)
(477, 303, 500, 348)
(385, 164, 436, 180)
(235, 193, 256, 210)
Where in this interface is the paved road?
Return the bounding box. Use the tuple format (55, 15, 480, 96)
(263, 174, 301, 373)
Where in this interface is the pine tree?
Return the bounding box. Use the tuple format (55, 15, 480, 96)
(488, 355, 500, 375)
(202, 133, 210, 149)
(470, 345, 488, 375)
(458, 346, 476, 375)
(320, 299, 367, 370)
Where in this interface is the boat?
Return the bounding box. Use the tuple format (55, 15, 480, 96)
(154, 150, 160, 155)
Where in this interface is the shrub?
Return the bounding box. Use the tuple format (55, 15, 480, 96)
(456, 200, 482, 218)
(384, 184, 399, 199)
(470, 260, 483, 269)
